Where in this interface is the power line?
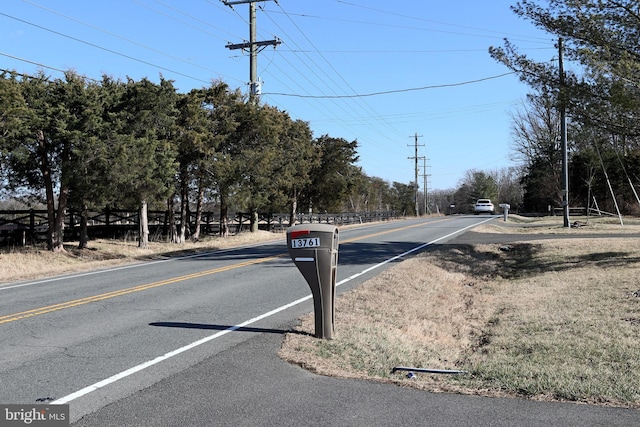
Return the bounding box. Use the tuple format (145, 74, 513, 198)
(267, 3, 406, 141)
(263, 7, 553, 44)
(257, 6, 395, 147)
(143, 0, 240, 39)
(0, 51, 65, 75)
(329, 0, 552, 42)
(264, 72, 516, 98)
(279, 47, 554, 54)
(23, 0, 236, 80)
(0, 11, 211, 85)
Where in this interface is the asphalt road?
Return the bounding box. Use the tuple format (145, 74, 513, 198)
(2, 216, 638, 426)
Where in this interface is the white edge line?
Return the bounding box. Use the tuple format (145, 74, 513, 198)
(51, 294, 312, 405)
(51, 219, 488, 405)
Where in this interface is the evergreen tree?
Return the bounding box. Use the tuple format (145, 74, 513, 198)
(105, 77, 178, 248)
(199, 86, 246, 237)
(390, 181, 416, 216)
(0, 71, 94, 251)
(301, 135, 359, 213)
(235, 105, 316, 231)
(63, 74, 106, 248)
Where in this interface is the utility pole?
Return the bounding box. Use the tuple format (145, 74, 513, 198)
(223, 0, 281, 103)
(559, 37, 570, 227)
(408, 133, 424, 216)
(421, 156, 431, 215)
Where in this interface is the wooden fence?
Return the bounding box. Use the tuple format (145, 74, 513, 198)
(0, 209, 401, 245)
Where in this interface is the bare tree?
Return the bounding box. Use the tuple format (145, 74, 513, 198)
(509, 93, 564, 211)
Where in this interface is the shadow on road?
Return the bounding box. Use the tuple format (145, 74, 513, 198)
(149, 321, 312, 336)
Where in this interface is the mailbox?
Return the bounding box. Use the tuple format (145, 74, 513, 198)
(287, 223, 339, 339)
(499, 203, 511, 221)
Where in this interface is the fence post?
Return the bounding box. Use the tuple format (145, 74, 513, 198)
(105, 206, 111, 237)
(29, 209, 35, 243)
(237, 212, 243, 233)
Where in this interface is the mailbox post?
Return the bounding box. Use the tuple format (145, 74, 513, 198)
(287, 224, 339, 339)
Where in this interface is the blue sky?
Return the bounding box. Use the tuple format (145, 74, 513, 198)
(0, 0, 556, 191)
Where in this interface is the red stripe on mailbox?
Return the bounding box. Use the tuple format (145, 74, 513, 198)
(290, 229, 310, 239)
(291, 230, 311, 239)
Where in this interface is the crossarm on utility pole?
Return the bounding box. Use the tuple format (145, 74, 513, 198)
(225, 39, 282, 51)
(222, 0, 272, 6)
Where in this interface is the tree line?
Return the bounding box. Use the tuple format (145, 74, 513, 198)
(0, 72, 419, 251)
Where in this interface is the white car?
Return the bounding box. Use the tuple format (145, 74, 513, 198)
(474, 199, 495, 215)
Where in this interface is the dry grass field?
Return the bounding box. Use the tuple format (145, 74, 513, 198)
(279, 215, 640, 408)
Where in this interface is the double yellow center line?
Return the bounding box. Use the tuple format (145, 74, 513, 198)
(0, 256, 280, 325)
